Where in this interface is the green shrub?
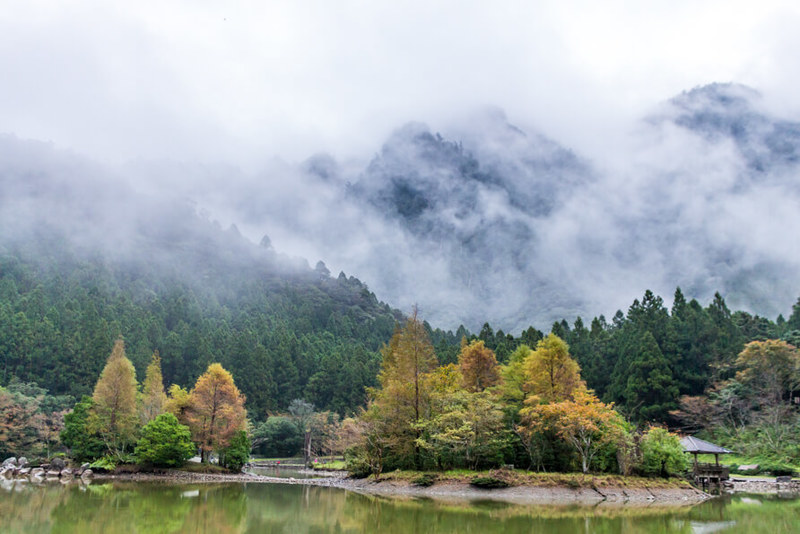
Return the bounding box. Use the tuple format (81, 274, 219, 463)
(60, 397, 106, 462)
(219, 430, 250, 471)
(638, 427, 688, 478)
(470, 476, 509, 489)
(134, 413, 195, 467)
(344, 450, 372, 478)
(90, 456, 117, 472)
(412, 473, 437, 487)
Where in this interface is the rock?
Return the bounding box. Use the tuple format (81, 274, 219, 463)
(776, 476, 792, 483)
(79, 463, 90, 475)
(0, 468, 12, 479)
(61, 468, 74, 478)
(17, 457, 28, 468)
(51, 457, 67, 470)
(18, 468, 31, 476)
(80, 469, 93, 479)
(2, 457, 17, 467)
(30, 468, 45, 478)
(46, 470, 61, 478)
(738, 464, 759, 472)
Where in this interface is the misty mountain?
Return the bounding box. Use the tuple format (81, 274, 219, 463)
(0, 135, 409, 415)
(2, 83, 799, 336)
(197, 83, 800, 332)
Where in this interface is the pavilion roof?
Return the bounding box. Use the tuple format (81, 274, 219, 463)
(680, 436, 733, 455)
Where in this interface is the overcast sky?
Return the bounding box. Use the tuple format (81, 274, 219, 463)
(2, 0, 800, 168)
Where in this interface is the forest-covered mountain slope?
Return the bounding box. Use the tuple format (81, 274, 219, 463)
(0, 134, 412, 418)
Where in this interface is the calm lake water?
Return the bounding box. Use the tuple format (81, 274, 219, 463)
(1, 479, 798, 534)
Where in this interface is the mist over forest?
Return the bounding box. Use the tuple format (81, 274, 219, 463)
(4, 83, 792, 332)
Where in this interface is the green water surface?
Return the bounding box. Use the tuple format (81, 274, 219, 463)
(1, 480, 798, 533)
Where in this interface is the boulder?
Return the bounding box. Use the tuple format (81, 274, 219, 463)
(61, 468, 73, 478)
(0, 468, 12, 479)
(78, 463, 90, 475)
(17, 457, 28, 468)
(2, 457, 17, 467)
(80, 469, 93, 479)
(18, 467, 31, 476)
(738, 464, 759, 472)
(30, 468, 45, 478)
(51, 457, 67, 470)
(46, 470, 61, 478)
(776, 476, 793, 483)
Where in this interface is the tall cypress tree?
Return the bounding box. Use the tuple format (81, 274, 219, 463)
(623, 331, 679, 423)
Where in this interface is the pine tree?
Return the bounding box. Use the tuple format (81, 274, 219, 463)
(623, 332, 679, 422)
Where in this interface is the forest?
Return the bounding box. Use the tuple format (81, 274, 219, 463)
(1, 232, 799, 474)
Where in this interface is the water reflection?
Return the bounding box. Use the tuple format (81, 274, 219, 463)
(1, 480, 798, 534)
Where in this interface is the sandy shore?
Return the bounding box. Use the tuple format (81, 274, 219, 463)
(92, 470, 709, 506)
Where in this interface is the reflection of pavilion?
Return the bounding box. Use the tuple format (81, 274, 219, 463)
(680, 436, 732, 488)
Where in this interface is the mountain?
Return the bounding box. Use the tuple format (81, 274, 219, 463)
(0, 134, 408, 417)
(217, 84, 800, 332)
(3, 83, 799, 341)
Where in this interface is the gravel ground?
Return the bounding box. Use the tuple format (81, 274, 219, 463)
(92, 470, 709, 506)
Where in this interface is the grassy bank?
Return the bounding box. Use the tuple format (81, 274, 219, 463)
(367, 469, 692, 490)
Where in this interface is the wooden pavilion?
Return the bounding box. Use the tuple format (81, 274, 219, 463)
(680, 436, 733, 487)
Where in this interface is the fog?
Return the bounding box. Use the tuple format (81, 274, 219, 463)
(2, 2, 800, 331)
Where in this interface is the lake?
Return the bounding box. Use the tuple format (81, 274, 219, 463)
(1, 478, 798, 533)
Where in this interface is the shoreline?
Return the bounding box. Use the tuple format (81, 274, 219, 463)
(90, 469, 711, 506)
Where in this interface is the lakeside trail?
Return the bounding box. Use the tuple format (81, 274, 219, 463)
(92, 470, 711, 506)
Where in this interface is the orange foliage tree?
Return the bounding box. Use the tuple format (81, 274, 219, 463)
(520, 387, 625, 473)
(458, 340, 502, 392)
(187, 363, 247, 463)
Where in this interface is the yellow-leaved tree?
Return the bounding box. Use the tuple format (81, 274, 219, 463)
(89, 338, 139, 456)
(140, 351, 167, 424)
(366, 307, 438, 471)
(186, 363, 247, 463)
(524, 334, 584, 403)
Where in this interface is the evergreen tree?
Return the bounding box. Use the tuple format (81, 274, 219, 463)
(623, 332, 679, 423)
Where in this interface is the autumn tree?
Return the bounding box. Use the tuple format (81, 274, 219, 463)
(0, 386, 39, 456)
(524, 334, 584, 403)
(165, 384, 191, 425)
(89, 338, 139, 456)
(140, 351, 167, 424)
(370, 308, 438, 469)
(735, 339, 800, 407)
(519, 387, 626, 473)
(458, 340, 502, 392)
(187, 363, 247, 463)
